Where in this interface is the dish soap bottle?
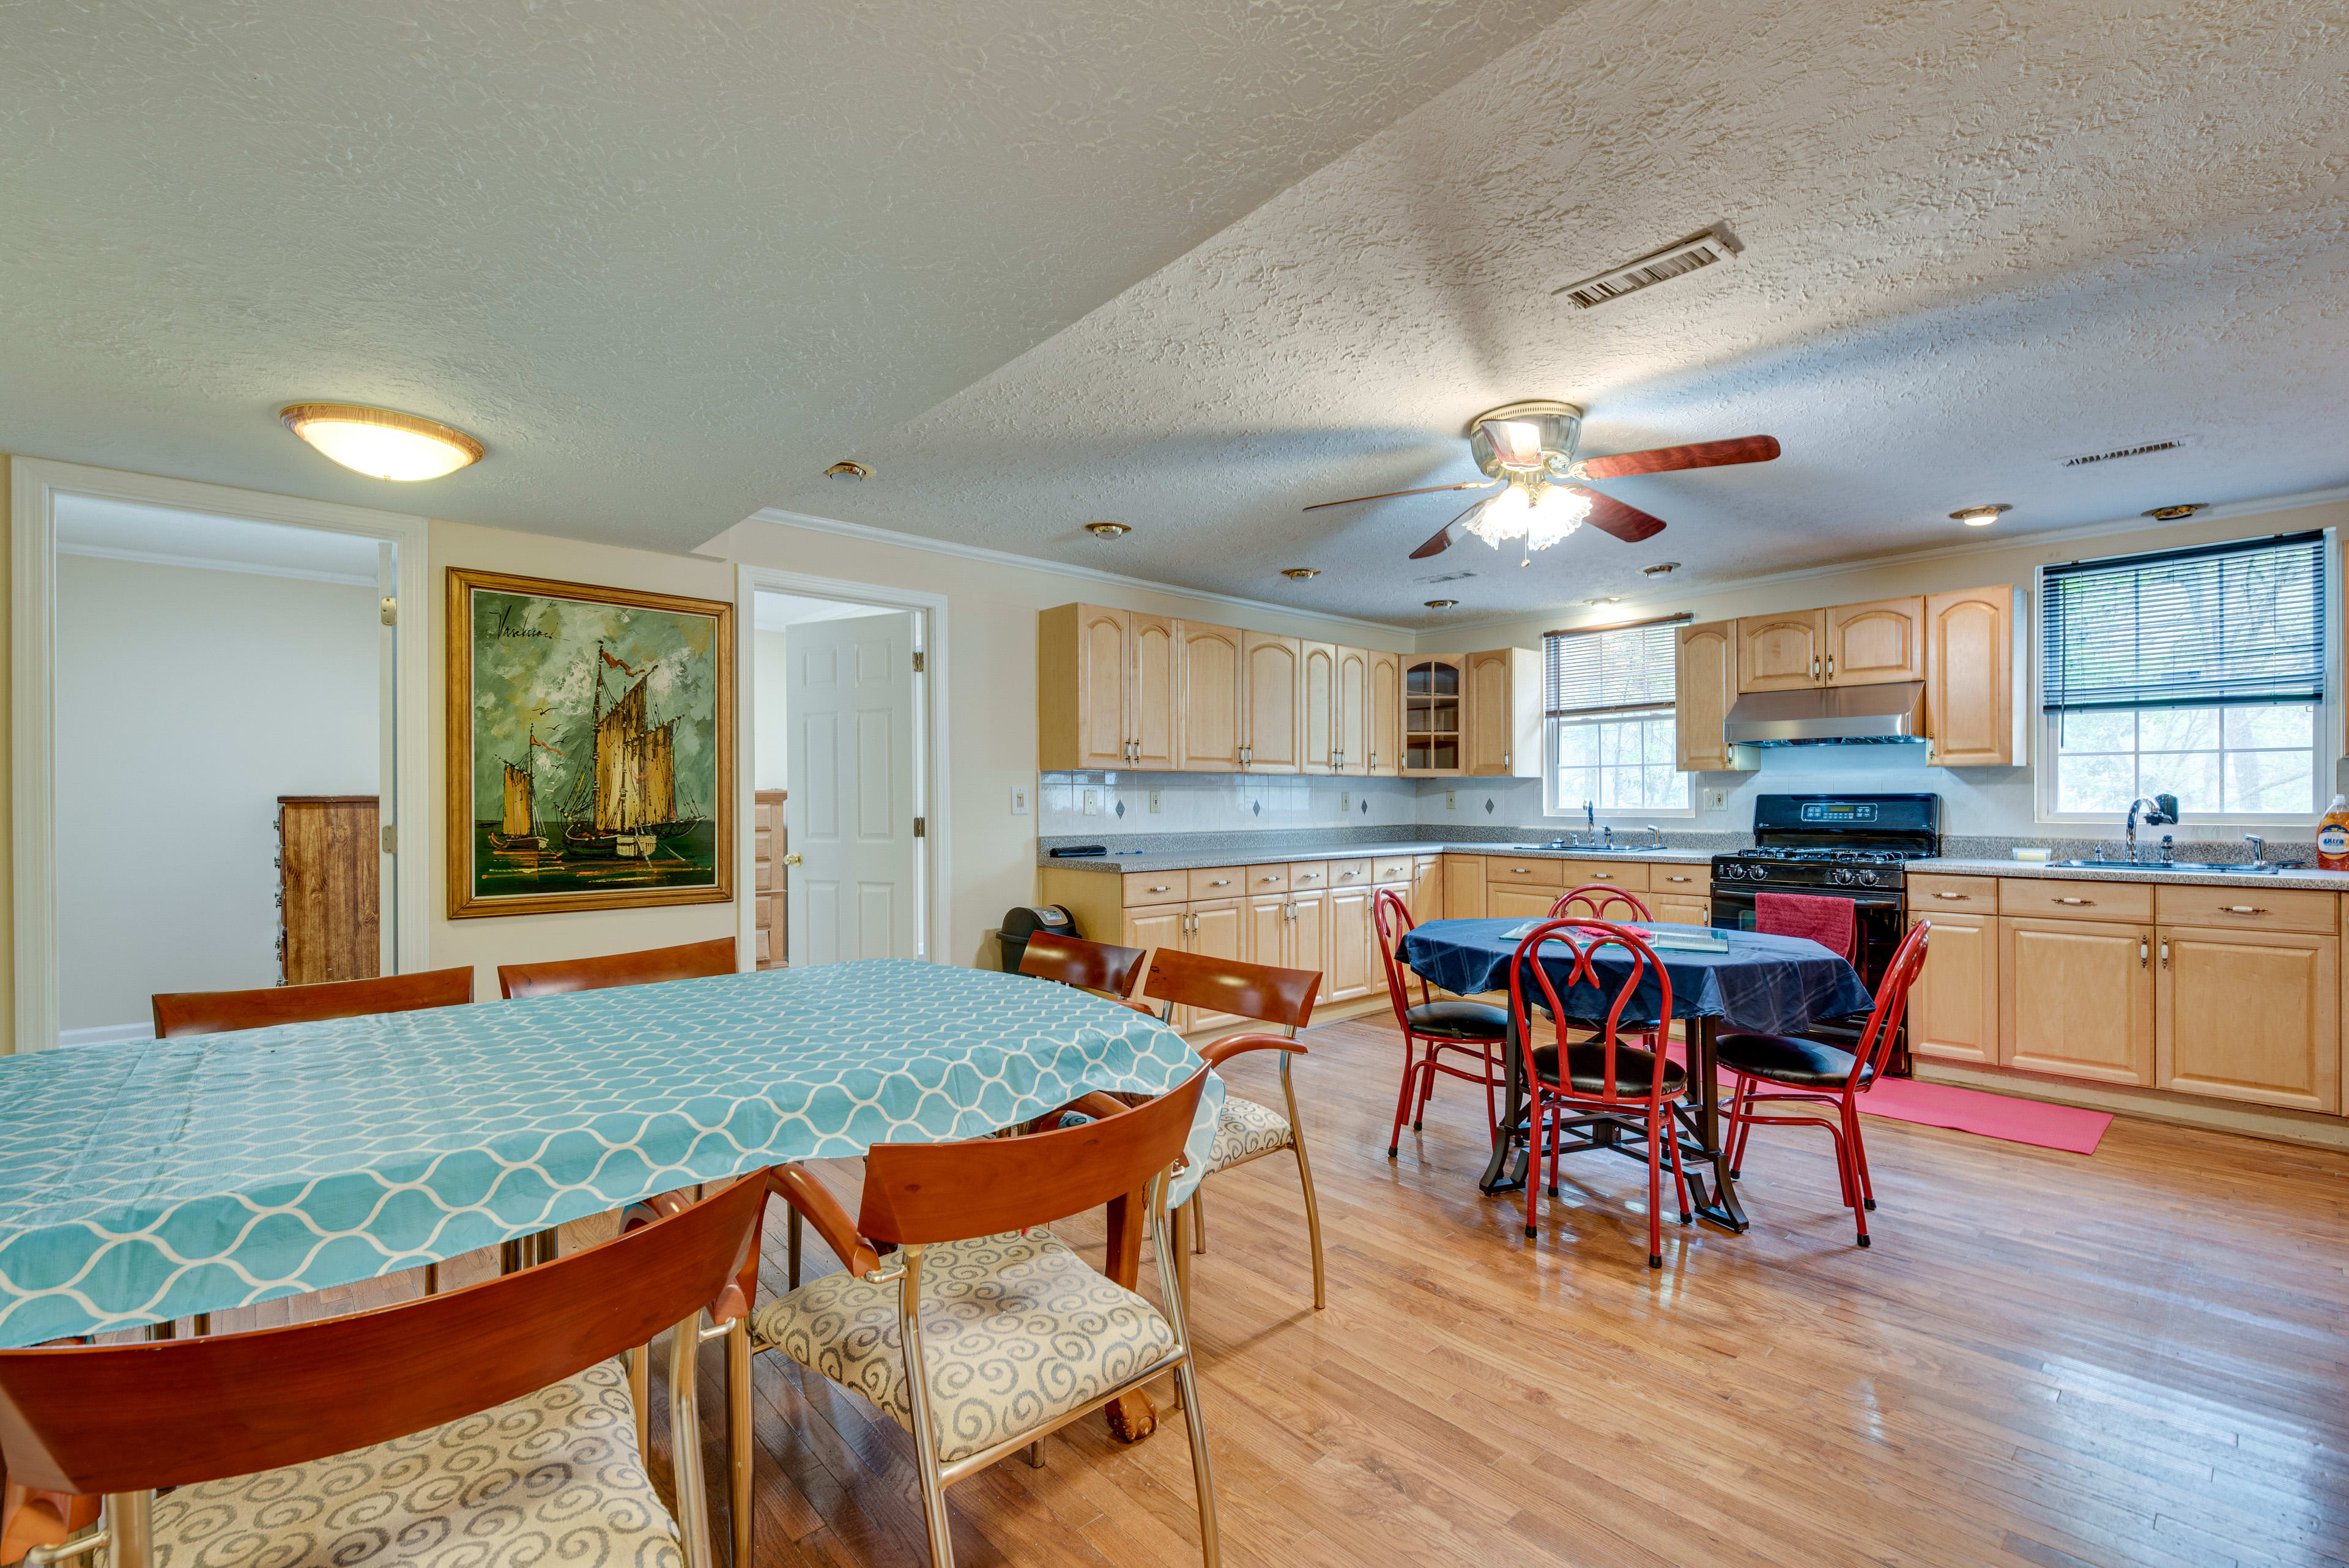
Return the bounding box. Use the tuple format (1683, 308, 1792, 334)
(2320, 795, 2349, 871)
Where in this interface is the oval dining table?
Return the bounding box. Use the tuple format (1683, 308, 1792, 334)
(0, 958, 1220, 1435)
(1397, 918, 1872, 1233)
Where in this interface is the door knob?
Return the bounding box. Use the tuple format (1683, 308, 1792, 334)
(782, 853, 803, 866)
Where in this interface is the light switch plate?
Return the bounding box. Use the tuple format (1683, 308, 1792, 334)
(1149, 790, 1162, 813)
(1082, 789, 1100, 816)
(1340, 792, 1351, 812)
(1702, 787, 1728, 812)
(1010, 784, 1030, 816)
(1445, 790, 1457, 809)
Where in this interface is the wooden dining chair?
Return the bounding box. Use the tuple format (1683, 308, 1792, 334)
(1720, 920, 1930, 1247)
(150, 966, 474, 1038)
(1509, 918, 1691, 1269)
(1140, 948, 1326, 1314)
(1548, 883, 1654, 921)
(1375, 888, 1507, 1157)
(0, 1178, 764, 1568)
(1017, 931, 1149, 998)
(496, 935, 738, 998)
(740, 1065, 1220, 1568)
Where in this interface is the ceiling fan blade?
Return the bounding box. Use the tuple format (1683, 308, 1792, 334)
(1566, 485, 1668, 543)
(1408, 497, 1490, 559)
(1575, 434, 1780, 481)
(1302, 478, 1496, 513)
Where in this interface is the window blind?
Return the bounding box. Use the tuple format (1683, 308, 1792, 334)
(2041, 531, 2327, 713)
(1544, 619, 1680, 717)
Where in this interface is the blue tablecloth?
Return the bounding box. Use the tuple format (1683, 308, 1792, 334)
(1399, 920, 1872, 1034)
(0, 960, 1220, 1347)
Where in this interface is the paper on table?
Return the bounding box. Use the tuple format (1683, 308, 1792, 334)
(1499, 919, 1729, 952)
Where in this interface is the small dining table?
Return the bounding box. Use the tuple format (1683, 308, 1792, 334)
(0, 959, 1220, 1350)
(1397, 918, 1872, 1233)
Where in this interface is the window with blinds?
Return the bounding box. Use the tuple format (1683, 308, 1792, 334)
(1543, 620, 1688, 815)
(2039, 530, 2331, 818)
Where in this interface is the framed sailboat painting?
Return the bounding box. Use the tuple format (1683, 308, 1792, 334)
(446, 568, 734, 918)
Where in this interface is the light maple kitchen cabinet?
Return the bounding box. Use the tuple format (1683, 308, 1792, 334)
(1463, 647, 1542, 777)
(1186, 899, 1248, 1029)
(1326, 884, 1375, 1000)
(1443, 854, 1486, 918)
(1825, 596, 1924, 686)
(1335, 646, 1370, 775)
(1367, 650, 1403, 776)
(1907, 908, 2000, 1068)
(1998, 916, 2154, 1086)
(1410, 855, 1444, 923)
(1174, 621, 1244, 771)
(1924, 585, 2024, 767)
(1037, 603, 1138, 771)
(1241, 632, 1304, 773)
(1674, 620, 1748, 773)
(1129, 613, 1178, 770)
(1648, 866, 1712, 927)
(2158, 926, 2339, 1113)
(1403, 656, 1466, 775)
(1301, 642, 1336, 773)
(1737, 610, 1828, 693)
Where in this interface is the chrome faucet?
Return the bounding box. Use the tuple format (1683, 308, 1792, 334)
(1646, 824, 1664, 849)
(2123, 795, 2177, 863)
(1601, 824, 1614, 849)
(2243, 833, 2266, 868)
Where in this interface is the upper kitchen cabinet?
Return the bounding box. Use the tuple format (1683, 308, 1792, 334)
(1302, 641, 1336, 773)
(1737, 610, 1828, 691)
(1403, 656, 1465, 775)
(1463, 647, 1541, 778)
(1174, 620, 1245, 770)
(1924, 585, 2025, 767)
(1674, 620, 1748, 773)
(1335, 645, 1370, 775)
(1037, 603, 1140, 771)
(1241, 631, 1304, 773)
(1367, 650, 1403, 776)
(1129, 613, 1178, 770)
(1825, 597, 1924, 686)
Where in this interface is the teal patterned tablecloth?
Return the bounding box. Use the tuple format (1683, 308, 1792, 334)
(0, 960, 1221, 1346)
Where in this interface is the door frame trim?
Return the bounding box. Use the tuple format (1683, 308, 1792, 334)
(734, 566, 952, 968)
(10, 457, 432, 1052)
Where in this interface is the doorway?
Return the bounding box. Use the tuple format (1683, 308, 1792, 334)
(742, 575, 944, 967)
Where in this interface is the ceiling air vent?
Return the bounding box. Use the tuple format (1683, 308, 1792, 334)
(2060, 440, 2182, 468)
(1554, 226, 1741, 310)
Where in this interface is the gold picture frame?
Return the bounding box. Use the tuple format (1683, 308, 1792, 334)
(446, 567, 734, 919)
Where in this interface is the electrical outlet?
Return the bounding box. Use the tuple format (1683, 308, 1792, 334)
(1010, 784, 1030, 816)
(1445, 790, 1458, 810)
(1082, 789, 1100, 816)
(1149, 790, 1161, 814)
(1702, 787, 1728, 813)
(1340, 792, 1351, 812)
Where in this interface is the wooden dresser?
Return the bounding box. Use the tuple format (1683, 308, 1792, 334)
(277, 795, 379, 986)
(754, 789, 787, 968)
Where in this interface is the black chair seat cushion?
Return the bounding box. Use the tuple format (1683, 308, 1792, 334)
(1529, 1040, 1685, 1098)
(1405, 998, 1509, 1042)
(1716, 1031, 1870, 1090)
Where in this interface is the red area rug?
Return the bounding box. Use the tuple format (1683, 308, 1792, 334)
(1855, 1074, 2110, 1154)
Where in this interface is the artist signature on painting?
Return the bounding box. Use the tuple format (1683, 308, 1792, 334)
(493, 606, 552, 639)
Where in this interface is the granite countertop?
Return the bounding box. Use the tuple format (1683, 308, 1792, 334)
(1913, 856, 2349, 893)
(1037, 839, 1719, 874)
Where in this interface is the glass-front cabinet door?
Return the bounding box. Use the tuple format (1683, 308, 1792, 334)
(1403, 656, 1463, 775)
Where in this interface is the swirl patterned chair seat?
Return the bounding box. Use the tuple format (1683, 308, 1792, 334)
(0, 1181, 767, 1568)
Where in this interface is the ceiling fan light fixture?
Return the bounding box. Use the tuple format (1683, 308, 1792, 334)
(1280, 567, 1321, 581)
(1950, 503, 2011, 527)
(1084, 521, 1132, 539)
(279, 403, 481, 481)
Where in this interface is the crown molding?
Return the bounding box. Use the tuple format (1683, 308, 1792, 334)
(1422, 480, 2349, 638)
(732, 507, 1415, 636)
(54, 540, 378, 588)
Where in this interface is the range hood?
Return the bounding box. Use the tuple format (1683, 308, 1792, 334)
(1722, 682, 1927, 746)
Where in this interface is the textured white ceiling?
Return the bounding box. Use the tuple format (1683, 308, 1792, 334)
(0, 0, 1568, 549)
(759, 0, 2349, 626)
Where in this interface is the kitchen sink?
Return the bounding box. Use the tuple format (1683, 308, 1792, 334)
(2047, 858, 2289, 874)
(1507, 843, 1671, 853)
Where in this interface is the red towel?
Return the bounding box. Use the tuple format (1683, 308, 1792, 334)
(1755, 891, 1855, 959)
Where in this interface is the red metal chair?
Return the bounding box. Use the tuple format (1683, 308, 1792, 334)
(1718, 920, 1931, 1247)
(1508, 919, 1691, 1269)
(1548, 883, 1653, 921)
(1373, 888, 1507, 1157)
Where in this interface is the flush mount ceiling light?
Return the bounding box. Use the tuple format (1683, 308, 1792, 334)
(825, 460, 872, 480)
(279, 403, 482, 481)
(1950, 503, 2011, 527)
(1085, 521, 1132, 539)
(1280, 567, 1321, 581)
(1642, 561, 1680, 576)
(1424, 598, 1460, 609)
(2142, 502, 2208, 521)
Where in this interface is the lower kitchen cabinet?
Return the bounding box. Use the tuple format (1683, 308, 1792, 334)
(1411, 855, 1444, 923)
(1909, 910, 1999, 1065)
(2157, 926, 2340, 1113)
(1327, 886, 1375, 1000)
(1488, 887, 1557, 920)
(1444, 856, 1486, 920)
(1999, 916, 2154, 1086)
(1649, 866, 1710, 927)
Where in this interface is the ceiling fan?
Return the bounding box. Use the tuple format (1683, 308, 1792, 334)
(1304, 400, 1780, 560)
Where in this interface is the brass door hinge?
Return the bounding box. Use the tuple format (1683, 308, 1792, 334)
(380, 596, 398, 626)
(912, 651, 926, 673)
(913, 816, 926, 838)
(380, 824, 398, 853)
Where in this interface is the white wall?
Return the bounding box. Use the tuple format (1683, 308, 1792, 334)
(56, 555, 380, 1029)
(754, 630, 789, 790)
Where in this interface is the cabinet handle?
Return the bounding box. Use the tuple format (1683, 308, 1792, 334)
(1591, 873, 1614, 882)
(1260, 875, 1280, 883)
(2053, 897, 2093, 907)
(1811, 656, 1821, 679)
(1208, 879, 1230, 887)
(1147, 884, 1170, 894)
(1511, 867, 1531, 874)
(1932, 891, 1969, 901)
(2160, 940, 2170, 969)
(1825, 654, 1834, 679)
(1667, 875, 1693, 883)
(2221, 905, 2267, 915)
(2140, 938, 2149, 968)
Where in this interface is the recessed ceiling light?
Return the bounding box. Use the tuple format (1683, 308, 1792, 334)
(825, 460, 872, 481)
(2142, 502, 2208, 521)
(1584, 596, 1622, 606)
(279, 403, 481, 481)
(1085, 521, 1132, 539)
(1424, 598, 1460, 609)
(1950, 503, 2011, 527)
(1281, 567, 1321, 581)
(1642, 562, 1680, 576)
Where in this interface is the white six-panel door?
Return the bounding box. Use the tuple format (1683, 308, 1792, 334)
(784, 611, 919, 963)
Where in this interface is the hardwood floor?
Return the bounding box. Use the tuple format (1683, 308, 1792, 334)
(166, 1012, 2349, 1567)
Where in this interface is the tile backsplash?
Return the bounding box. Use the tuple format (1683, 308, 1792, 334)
(1039, 772, 1420, 837)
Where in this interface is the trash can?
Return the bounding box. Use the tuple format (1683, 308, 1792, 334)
(998, 904, 1076, 973)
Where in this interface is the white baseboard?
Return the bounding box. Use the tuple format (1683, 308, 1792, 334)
(59, 1021, 155, 1049)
